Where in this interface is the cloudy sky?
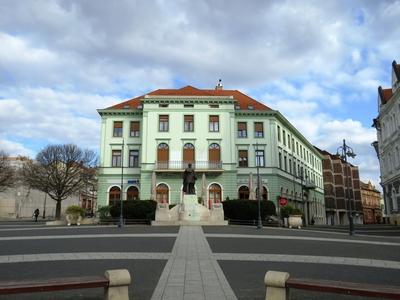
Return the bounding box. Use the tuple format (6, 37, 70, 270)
(0, 0, 398, 188)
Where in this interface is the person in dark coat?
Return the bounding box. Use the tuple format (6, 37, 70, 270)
(33, 208, 40, 222)
(183, 163, 197, 195)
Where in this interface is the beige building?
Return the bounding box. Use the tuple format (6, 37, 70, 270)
(360, 181, 383, 224)
(0, 157, 80, 219)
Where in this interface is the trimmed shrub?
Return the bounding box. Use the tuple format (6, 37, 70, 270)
(280, 205, 303, 218)
(65, 205, 85, 218)
(109, 200, 157, 220)
(97, 206, 112, 221)
(222, 200, 276, 220)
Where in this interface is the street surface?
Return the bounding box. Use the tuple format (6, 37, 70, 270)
(0, 222, 399, 299)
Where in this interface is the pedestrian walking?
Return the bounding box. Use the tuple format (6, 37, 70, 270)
(33, 208, 40, 222)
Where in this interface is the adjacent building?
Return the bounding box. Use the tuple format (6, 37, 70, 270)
(316, 148, 363, 225)
(97, 83, 326, 224)
(372, 60, 400, 225)
(0, 157, 79, 219)
(360, 181, 382, 224)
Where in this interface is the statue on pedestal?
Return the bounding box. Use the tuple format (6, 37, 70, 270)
(183, 163, 196, 195)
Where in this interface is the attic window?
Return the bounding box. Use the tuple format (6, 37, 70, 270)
(159, 104, 169, 108)
(209, 104, 219, 108)
(137, 105, 143, 110)
(184, 104, 194, 108)
(123, 105, 130, 109)
(235, 105, 241, 110)
(248, 105, 254, 110)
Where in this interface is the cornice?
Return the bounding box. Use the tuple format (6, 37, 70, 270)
(97, 109, 143, 116)
(143, 95, 235, 104)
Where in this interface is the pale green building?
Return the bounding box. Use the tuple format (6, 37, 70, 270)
(97, 84, 326, 225)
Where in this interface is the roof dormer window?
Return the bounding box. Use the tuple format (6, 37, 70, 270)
(248, 105, 254, 110)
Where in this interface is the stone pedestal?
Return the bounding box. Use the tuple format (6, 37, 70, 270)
(182, 195, 200, 221)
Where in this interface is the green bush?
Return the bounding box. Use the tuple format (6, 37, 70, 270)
(280, 205, 303, 218)
(109, 200, 157, 220)
(222, 200, 276, 220)
(97, 206, 112, 220)
(65, 205, 85, 218)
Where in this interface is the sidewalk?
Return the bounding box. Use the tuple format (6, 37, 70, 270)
(151, 226, 237, 300)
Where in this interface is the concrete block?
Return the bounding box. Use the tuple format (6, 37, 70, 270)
(264, 271, 289, 300)
(104, 269, 131, 300)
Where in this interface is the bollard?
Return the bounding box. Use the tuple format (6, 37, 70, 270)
(264, 271, 290, 300)
(104, 269, 131, 300)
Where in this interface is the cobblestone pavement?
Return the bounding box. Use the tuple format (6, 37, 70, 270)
(0, 223, 399, 299)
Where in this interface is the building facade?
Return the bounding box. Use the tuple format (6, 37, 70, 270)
(373, 60, 400, 225)
(360, 181, 382, 224)
(97, 84, 326, 224)
(0, 157, 80, 219)
(316, 148, 363, 225)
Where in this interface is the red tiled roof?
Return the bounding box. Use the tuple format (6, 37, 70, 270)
(107, 85, 271, 110)
(379, 87, 393, 105)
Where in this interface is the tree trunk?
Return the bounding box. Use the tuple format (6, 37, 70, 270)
(55, 199, 62, 220)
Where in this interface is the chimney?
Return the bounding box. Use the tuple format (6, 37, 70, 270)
(215, 79, 223, 90)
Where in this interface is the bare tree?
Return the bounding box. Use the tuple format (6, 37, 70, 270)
(0, 151, 14, 192)
(22, 144, 97, 219)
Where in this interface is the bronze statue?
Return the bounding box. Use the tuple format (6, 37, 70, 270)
(183, 163, 196, 194)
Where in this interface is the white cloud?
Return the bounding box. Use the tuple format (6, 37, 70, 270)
(0, 138, 34, 157)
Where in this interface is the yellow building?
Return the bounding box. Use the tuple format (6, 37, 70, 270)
(360, 181, 382, 224)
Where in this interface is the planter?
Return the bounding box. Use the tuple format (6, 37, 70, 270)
(288, 215, 302, 229)
(66, 214, 83, 226)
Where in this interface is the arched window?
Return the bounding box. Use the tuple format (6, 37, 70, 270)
(183, 143, 195, 166)
(209, 184, 222, 206)
(126, 186, 139, 201)
(208, 143, 221, 168)
(157, 143, 169, 168)
(156, 184, 169, 203)
(256, 186, 268, 201)
(238, 186, 249, 200)
(109, 186, 121, 206)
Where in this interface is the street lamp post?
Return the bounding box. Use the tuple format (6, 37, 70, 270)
(337, 139, 356, 236)
(256, 142, 263, 229)
(118, 139, 125, 228)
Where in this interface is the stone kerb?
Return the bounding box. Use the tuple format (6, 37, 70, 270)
(104, 269, 131, 300)
(264, 271, 290, 300)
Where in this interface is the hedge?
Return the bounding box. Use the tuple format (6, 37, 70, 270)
(222, 200, 276, 220)
(109, 200, 157, 220)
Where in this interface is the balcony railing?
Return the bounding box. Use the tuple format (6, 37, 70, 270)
(155, 161, 222, 171)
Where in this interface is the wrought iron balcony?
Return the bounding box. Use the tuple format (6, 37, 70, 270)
(155, 161, 223, 172)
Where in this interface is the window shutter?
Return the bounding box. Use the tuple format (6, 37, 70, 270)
(114, 121, 122, 128)
(184, 115, 193, 122)
(255, 122, 263, 131)
(131, 121, 140, 131)
(209, 115, 219, 122)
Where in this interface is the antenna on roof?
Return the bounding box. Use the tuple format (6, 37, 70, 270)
(215, 79, 223, 90)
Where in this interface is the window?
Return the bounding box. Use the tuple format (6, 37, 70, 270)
(237, 122, 247, 138)
(113, 121, 123, 137)
(130, 121, 140, 137)
(184, 115, 194, 132)
(209, 104, 219, 108)
(256, 186, 268, 201)
(109, 186, 121, 205)
(183, 143, 195, 164)
(238, 150, 248, 167)
(159, 115, 169, 132)
(238, 186, 249, 200)
(156, 184, 169, 203)
(256, 150, 265, 167)
(209, 184, 222, 205)
(184, 104, 194, 108)
(284, 155, 287, 171)
(127, 186, 139, 201)
(279, 153, 282, 169)
(254, 122, 264, 138)
(289, 158, 292, 173)
(288, 135, 291, 148)
(277, 125, 281, 142)
(112, 150, 122, 167)
(209, 143, 221, 166)
(129, 150, 139, 167)
(283, 130, 286, 146)
(209, 115, 219, 132)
